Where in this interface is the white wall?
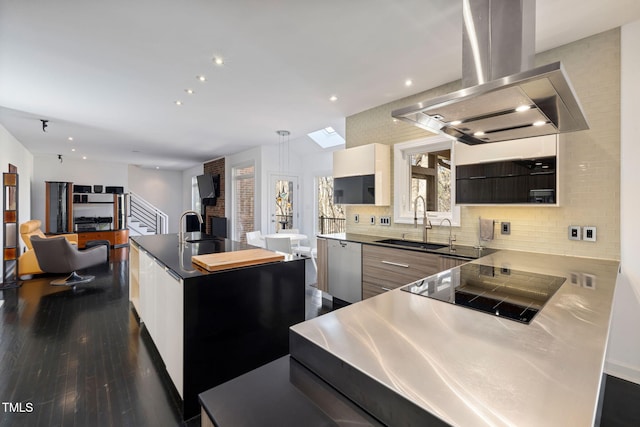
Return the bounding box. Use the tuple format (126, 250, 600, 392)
(182, 163, 203, 212)
(128, 165, 184, 234)
(0, 124, 34, 283)
(299, 148, 337, 238)
(606, 19, 640, 384)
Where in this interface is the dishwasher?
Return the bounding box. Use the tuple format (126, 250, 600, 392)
(327, 240, 362, 303)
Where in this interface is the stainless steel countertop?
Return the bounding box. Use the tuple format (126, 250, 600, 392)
(290, 250, 620, 426)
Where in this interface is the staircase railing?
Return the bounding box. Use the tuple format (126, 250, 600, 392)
(127, 191, 169, 234)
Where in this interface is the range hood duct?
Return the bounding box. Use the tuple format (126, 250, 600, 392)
(392, 0, 589, 145)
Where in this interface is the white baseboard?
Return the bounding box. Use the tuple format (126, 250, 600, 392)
(605, 359, 640, 385)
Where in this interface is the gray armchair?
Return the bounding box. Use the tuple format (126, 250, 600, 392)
(30, 235, 108, 286)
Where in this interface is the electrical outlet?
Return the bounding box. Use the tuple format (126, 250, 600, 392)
(582, 273, 596, 289)
(354, 214, 359, 223)
(369, 215, 376, 225)
(501, 222, 510, 235)
(568, 225, 581, 240)
(380, 216, 391, 226)
(583, 226, 597, 242)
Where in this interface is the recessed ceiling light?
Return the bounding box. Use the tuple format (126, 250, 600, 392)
(197, 75, 206, 82)
(68, 136, 73, 141)
(329, 95, 338, 102)
(82, 156, 87, 160)
(156, 166, 160, 169)
(450, 120, 462, 126)
(405, 79, 413, 87)
(185, 89, 194, 95)
(213, 57, 224, 66)
(474, 131, 485, 136)
(533, 120, 546, 126)
(175, 100, 183, 106)
(515, 105, 531, 112)
(71, 148, 76, 152)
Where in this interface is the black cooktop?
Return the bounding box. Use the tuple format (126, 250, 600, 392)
(401, 263, 566, 324)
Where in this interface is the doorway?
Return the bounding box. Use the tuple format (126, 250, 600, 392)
(268, 174, 299, 234)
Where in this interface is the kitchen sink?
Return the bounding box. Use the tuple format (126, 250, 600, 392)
(184, 232, 224, 243)
(375, 239, 447, 251)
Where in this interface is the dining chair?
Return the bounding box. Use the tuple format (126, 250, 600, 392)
(292, 236, 317, 272)
(276, 228, 301, 248)
(246, 231, 265, 248)
(265, 236, 292, 254)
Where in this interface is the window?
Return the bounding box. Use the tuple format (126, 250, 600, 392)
(316, 176, 345, 234)
(191, 176, 201, 212)
(232, 163, 255, 242)
(394, 135, 460, 225)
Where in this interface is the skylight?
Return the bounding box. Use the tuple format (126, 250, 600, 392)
(308, 127, 345, 148)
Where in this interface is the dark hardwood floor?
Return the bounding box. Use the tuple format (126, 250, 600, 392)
(1, 248, 637, 426)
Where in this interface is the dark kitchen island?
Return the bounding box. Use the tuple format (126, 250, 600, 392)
(129, 233, 305, 420)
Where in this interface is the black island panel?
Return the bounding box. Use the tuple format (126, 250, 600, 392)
(183, 258, 305, 418)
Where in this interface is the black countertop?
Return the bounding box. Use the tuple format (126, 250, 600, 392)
(199, 355, 383, 427)
(131, 232, 300, 280)
(318, 232, 494, 259)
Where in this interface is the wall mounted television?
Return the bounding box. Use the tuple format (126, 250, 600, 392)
(197, 174, 220, 203)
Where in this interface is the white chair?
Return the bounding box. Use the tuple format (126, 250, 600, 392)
(277, 228, 301, 248)
(292, 237, 317, 272)
(265, 236, 292, 254)
(246, 231, 264, 248)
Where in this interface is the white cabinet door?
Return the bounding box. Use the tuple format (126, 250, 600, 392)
(455, 134, 557, 165)
(138, 249, 155, 327)
(129, 243, 140, 312)
(161, 269, 184, 397)
(136, 249, 184, 398)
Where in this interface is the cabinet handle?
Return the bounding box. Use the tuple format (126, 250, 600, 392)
(381, 287, 392, 292)
(165, 268, 182, 282)
(469, 176, 487, 180)
(381, 260, 409, 268)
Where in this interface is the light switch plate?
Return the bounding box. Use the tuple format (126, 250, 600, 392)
(369, 215, 376, 225)
(568, 225, 581, 240)
(380, 216, 391, 226)
(354, 214, 359, 223)
(501, 222, 510, 235)
(583, 226, 597, 242)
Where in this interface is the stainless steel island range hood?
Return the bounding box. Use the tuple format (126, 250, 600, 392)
(392, 0, 589, 145)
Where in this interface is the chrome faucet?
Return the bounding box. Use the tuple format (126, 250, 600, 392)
(178, 210, 203, 244)
(414, 196, 432, 243)
(439, 218, 456, 248)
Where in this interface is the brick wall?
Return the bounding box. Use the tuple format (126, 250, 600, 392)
(203, 158, 225, 235)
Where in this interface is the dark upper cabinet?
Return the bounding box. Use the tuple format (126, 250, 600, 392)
(456, 157, 556, 204)
(333, 175, 376, 205)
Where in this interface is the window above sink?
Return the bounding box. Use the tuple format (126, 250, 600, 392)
(393, 135, 461, 225)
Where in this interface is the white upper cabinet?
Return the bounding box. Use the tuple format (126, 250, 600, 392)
(455, 134, 557, 165)
(333, 143, 390, 206)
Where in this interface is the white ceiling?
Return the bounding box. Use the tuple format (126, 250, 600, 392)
(1, 0, 639, 170)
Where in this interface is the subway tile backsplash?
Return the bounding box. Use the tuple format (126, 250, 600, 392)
(344, 29, 620, 261)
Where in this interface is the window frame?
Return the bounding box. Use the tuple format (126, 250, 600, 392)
(393, 135, 460, 225)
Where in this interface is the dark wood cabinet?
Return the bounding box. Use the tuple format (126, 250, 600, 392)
(45, 181, 74, 233)
(456, 157, 556, 204)
(3, 171, 20, 288)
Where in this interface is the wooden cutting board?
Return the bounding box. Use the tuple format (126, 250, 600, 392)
(191, 249, 285, 272)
